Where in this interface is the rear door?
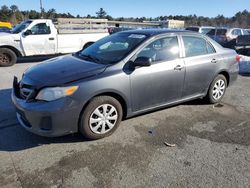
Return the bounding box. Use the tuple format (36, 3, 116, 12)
(181, 35, 220, 98)
(21, 21, 57, 56)
(130, 35, 185, 112)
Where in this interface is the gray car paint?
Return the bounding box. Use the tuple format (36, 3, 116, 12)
(12, 30, 239, 137)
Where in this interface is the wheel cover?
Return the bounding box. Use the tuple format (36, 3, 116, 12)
(0, 53, 11, 65)
(212, 79, 226, 100)
(89, 104, 118, 134)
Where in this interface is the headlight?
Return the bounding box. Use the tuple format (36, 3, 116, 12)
(36, 86, 79, 101)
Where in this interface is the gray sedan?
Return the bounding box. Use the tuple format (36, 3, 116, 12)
(12, 29, 239, 139)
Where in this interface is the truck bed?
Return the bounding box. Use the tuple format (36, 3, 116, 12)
(57, 32, 108, 54)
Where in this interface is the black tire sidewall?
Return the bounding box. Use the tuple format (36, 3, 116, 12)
(82, 42, 94, 50)
(79, 96, 123, 140)
(0, 48, 17, 67)
(208, 75, 227, 104)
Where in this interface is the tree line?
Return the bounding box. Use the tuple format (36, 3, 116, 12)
(0, 5, 250, 28)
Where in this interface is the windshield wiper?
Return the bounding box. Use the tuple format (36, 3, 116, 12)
(79, 54, 101, 63)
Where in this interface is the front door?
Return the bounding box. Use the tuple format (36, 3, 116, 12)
(21, 21, 56, 56)
(130, 35, 185, 112)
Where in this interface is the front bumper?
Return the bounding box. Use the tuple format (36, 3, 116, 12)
(11, 89, 82, 137)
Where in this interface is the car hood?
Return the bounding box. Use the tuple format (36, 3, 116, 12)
(23, 55, 107, 87)
(0, 32, 20, 44)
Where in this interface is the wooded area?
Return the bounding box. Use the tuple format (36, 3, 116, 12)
(0, 5, 249, 28)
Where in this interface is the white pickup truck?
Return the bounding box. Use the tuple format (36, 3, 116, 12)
(0, 18, 109, 66)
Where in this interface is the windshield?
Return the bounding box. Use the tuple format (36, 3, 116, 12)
(12, 20, 32, 34)
(78, 32, 148, 64)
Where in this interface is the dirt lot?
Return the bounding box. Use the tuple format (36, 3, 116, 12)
(0, 58, 250, 188)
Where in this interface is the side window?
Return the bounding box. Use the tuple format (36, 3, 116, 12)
(232, 29, 241, 36)
(232, 29, 237, 35)
(137, 36, 179, 63)
(236, 29, 242, 36)
(30, 23, 51, 35)
(183, 36, 214, 57)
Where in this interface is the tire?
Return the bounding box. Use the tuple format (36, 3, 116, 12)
(79, 96, 123, 140)
(206, 74, 227, 104)
(0, 48, 17, 67)
(82, 42, 94, 50)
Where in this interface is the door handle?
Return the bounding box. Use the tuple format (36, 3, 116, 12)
(49, 37, 55, 40)
(211, 58, 217, 63)
(174, 65, 184, 71)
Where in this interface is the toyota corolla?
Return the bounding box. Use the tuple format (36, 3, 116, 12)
(12, 29, 239, 139)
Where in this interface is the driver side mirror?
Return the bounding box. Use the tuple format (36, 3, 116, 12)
(23, 29, 32, 36)
(133, 57, 152, 67)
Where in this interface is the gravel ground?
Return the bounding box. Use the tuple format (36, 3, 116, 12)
(0, 57, 250, 188)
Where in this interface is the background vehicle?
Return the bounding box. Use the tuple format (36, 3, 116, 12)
(235, 34, 250, 55)
(185, 26, 215, 34)
(0, 21, 12, 29)
(0, 18, 109, 66)
(108, 27, 134, 34)
(207, 27, 248, 48)
(0, 27, 11, 33)
(12, 29, 239, 140)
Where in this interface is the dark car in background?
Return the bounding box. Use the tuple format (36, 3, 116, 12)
(207, 27, 248, 48)
(185, 26, 215, 34)
(235, 34, 250, 55)
(12, 29, 239, 140)
(0, 27, 11, 33)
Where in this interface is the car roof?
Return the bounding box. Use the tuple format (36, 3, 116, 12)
(120, 29, 191, 36)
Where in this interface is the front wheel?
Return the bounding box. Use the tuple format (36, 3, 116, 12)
(0, 48, 17, 67)
(206, 74, 227, 104)
(79, 96, 123, 140)
(82, 42, 94, 50)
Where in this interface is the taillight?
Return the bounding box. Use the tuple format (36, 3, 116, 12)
(236, 55, 241, 62)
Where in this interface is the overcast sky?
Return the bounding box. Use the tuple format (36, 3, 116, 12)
(1, 0, 249, 18)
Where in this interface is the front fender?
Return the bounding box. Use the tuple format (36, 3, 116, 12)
(0, 34, 24, 56)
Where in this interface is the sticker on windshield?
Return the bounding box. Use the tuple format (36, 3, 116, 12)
(128, 34, 146, 39)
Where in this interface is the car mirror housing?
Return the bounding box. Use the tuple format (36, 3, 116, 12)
(133, 57, 152, 67)
(23, 29, 32, 36)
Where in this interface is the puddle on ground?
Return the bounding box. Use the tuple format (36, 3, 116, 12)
(135, 104, 250, 147)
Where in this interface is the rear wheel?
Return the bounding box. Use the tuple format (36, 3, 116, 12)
(79, 96, 123, 140)
(82, 42, 94, 50)
(0, 48, 17, 67)
(206, 74, 227, 104)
